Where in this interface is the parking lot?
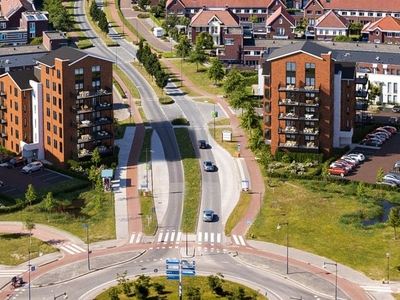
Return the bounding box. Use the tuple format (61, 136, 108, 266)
(346, 131, 400, 184)
(0, 165, 71, 197)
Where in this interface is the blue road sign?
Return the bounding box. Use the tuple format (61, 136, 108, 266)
(166, 265, 179, 270)
(166, 259, 180, 265)
(166, 275, 179, 280)
(182, 270, 196, 276)
(181, 261, 195, 270)
(166, 270, 180, 275)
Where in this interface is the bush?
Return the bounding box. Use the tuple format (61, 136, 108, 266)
(159, 97, 174, 105)
(171, 117, 190, 125)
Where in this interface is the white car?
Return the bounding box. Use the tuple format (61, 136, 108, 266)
(22, 161, 43, 174)
(383, 174, 400, 185)
(347, 153, 365, 162)
(330, 162, 352, 172)
(341, 156, 359, 165)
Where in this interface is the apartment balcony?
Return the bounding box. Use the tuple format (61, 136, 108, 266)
(77, 119, 94, 128)
(0, 118, 6, 124)
(278, 141, 319, 150)
(95, 102, 112, 111)
(278, 112, 299, 120)
(76, 134, 95, 144)
(278, 84, 320, 93)
(74, 145, 113, 159)
(0, 131, 7, 138)
(355, 75, 368, 85)
(96, 117, 113, 125)
(95, 130, 113, 140)
(300, 127, 319, 135)
(278, 126, 298, 134)
(355, 89, 368, 98)
(300, 113, 319, 121)
(71, 105, 95, 114)
(0, 103, 6, 110)
(72, 88, 112, 100)
(278, 98, 320, 107)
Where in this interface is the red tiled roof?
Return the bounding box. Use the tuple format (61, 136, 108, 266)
(322, 0, 400, 12)
(266, 6, 295, 26)
(167, 0, 270, 8)
(267, 0, 286, 9)
(315, 10, 348, 29)
(1, 0, 22, 18)
(362, 15, 400, 32)
(190, 8, 240, 26)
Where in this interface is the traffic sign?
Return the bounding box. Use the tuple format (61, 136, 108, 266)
(181, 261, 195, 269)
(166, 265, 179, 270)
(166, 270, 179, 275)
(182, 270, 196, 276)
(166, 275, 179, 280)
(166, 259, 180, 265)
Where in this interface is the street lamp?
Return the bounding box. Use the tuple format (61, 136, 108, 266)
(82, 223, 90, 270)
(54, 292, 68, 299)
(150, 149, 154, 195)
(259, 192, 262, 213)
(277, 222, 289, 274)
(323, 261, 338, 300)
(386, 252, 390, 284)
(28, 249, 42, 300)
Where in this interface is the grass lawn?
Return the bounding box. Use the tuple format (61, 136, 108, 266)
(94, 275, 267, 300)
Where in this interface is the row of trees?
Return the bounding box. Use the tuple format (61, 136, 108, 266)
(43, 0, 72, 32)
(89, 0, 109, 34)
(136, 40, 169, 93)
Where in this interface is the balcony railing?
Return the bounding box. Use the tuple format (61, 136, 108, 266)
(71, 105, 95, 114)
(279, 98, 320, 107)
(0, 118, 6, 124)
(0, 103, 6, 110)
(95, 130, 113, 140)
(96, 117, 112, 125)
(278, 141, 319, 149)
(278, 112, 298, 120)
(71, 88, 112, 100)
(278, 126, 298, 134)
(75, 145, 113, 159)
(0, 131, 7, 138)
(278, 84, 320, 93)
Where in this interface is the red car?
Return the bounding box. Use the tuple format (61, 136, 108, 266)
(381, 126, 397, 134)
(327, 166, 348, 177)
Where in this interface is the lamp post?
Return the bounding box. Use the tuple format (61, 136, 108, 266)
(259, 192, 262, 213)
(28, 249, 42, 300)
(180, 57, 183, 87)
(54, 292, 68, 299)
(82, 223, 90, 270)
(323, 261, 338, 300)
(277, 222, 289, 274)
(150, 149, 154, 195)
(386, 252, 390, 284)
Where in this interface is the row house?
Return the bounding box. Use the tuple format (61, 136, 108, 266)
(0, 0, 35, 28)
(262, 41, 357, 157)
(361, 16, 400, 44)
(0, 46, 115, 167)
(313, 9, 348, 41)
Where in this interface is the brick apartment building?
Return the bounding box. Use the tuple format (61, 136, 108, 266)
(262, 41, 357, 157)
(0, 47, 114, 167)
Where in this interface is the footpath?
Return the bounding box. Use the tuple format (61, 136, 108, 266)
(0, 4, 397, 300)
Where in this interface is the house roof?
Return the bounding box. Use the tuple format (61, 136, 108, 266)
(0, 0, 34, 18)
(5, 69, 38, 90)
(315, 10, 348, 29)
(266, 6, 295, 26)
(267, 41, 332, 61)
(167, 0, 274, 8)
(362, 15, 400, 33)
(267, 0, 286, 9)
(190, 8, 239, 26)
(321, 0, 400, 12)
(36, 47, 112, 67)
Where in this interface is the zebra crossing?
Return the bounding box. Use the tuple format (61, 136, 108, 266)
(231, 234, 246, 246)
(129, 232, 143, 244)
(59, 243, 86, 255)
(152, 231, 247, 246)
(197, 232, 222, 244)
(0, 269, 25, 278)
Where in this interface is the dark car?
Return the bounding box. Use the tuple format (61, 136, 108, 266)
(0, 180, 3, 187)
(6, 157, 27, 169)
(392, 106, 400, 113)
(0, 154, 12, 163)
(198, 140, 207, 149)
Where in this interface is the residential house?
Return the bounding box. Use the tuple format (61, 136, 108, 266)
(266, 6, 296, 39)
(361, 15, 400, 44)
(313, 9, 348, 41)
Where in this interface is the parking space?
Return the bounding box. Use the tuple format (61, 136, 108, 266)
(346, 132, 400, 184)
(0, 166, 71, 197)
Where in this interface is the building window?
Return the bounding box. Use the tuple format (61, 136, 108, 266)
(394, 83, 398, 93)
(265, 88, 270, 99)
(16, 144, 19, 153)
(265, 101, 271, 113)
(388, 82, 392, 93)
(316, 10, 321, 15)
(264, 129, 271, 139)
(342, 11, 347, 15)
(52, 82, 56, 91)
(15, 102, 18, 111)
(46, 67, 49, 74)
(53, 111, 57, 120)
(57, 69, 61, 78)
(53, 125, 57, 134)
(58, 98, 62, 109)
(58, 83, 61, 94)
(47, 122, 50, 131)
(46, 93, 50, 102)
(15, 130, 19, 139)
(277, 28, 285, 35)
(14, 88, 18, 97)
(47, 136, 51, 145)
(46, 108, 50, 116)
(388, 32, 393, 37)
(0, 22, 5, 29)
(225, 38, 234, 45)
(265, 115, 271, 126)
(332, 30, 336, 35)
(75, 68, 84, 91)
(396, 33, 400, 38)
(59, 128, 63, 138)
(59, 113, 62, 124)
(279, 18, 283, 24)
(53, 139, 58, 149)
(305, 63, 315, 86)
(53, 96, 57, 105)
(286, 62, 296, 85)
(319, 29, 323, 34)
(306, 10, 312, 15)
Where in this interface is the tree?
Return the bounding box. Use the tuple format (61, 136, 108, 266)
(25, 184, 36, 207)
(249, 15, 258, 23)
(155, 70, 169, 93)
(137, 0, 150, 10)
(153, 282, 165, 294)
(368, 82, 382, 102)
(88, 165, 101, 189)
(349, 22, 363, 35)
(44, 0, 72, 31)
(24, 217, 36, 245)
(388, 207, 400, 240)
(133, 275, 151, 300)
(98, 11, 109, 34)
(175, 36, 192, 58)
(108, 287, 120, 300)
(195, 32, 214, 49)
(44, 192, 56, 222)
(229, 85, 248, 110)
(187, 47, 209, 71)
(231, 286, 246, 300)
(240, 104, 259, 134)
(356, 181, 365, 197)
(207, 58, 225, 86)
(207, 275, 223, 295)
(376, 167, 385, 183)
(295, 17, 308, 35)
(186, 286, 201, 300)
(91, 147, 101, 167)
(222, 68, 244, 97)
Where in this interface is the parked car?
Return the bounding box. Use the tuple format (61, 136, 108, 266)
(6, 157, 27, 169)
(375, 127, 392, 135)
(330, 162, 352, 172)
(340, 156, 359, 165)
(198, 140, 207, 149)
(203, 210, 214, 222)
(383, 174, 400, 185)
(203, 161, 215, 172)
(0, 180, 3, 187)
(394, 161, 400, 168)
(0, 154, 12, 163)
(382, 126, 397, 134)
(327, 166, 348, 177)
(336, 158, 356, 168)
(373, 128, 391, 137)
(365, 134, 386, 142)
(378, 179, 398, 187)
(22, 161, 43, 174)
(347, 153, 365, 162)
(373, 132, 390, 141)
(361, 139, 382, 147)
(392, 105, 400, 113)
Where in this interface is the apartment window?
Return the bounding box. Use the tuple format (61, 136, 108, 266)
(305, 135, 315, 141)
(60, 142, 63, 153)
(319, 29, 323, 34)
(53, 111, 57, 120)
(388, 95, 392, 102)
(59, 128, 63, 138)
(265, 88, 270, 99)
(58, 83, 61, 94)
(92, 80, 100, 89)
(388, 82, 392, 93)
(339, 30, 343, 35)
(75, 68, 84, 90)
(277, 28, 285, 35)
(264, 115, 271, 126)
(332, 30, 336, 35)
(47, 136, 51, 145)
(225, 38, 234, 45)
(0, 22, 5, 29)
(59, 113, 62, 124)
(9, 99, 12, 108)
(58, 98, 62, 109)
(279, 18, 283, 24)
(24, 118, 27, 127)
(346, 120, 350, 128)
(15, 116, 18, 125)
(396, 33, 400, 38)
(264, 129, 271, 139)
(53, 139, 58, 149)
(394, 83, 398, 93)
(46, 67, 49, 74)
(286, 62, 296, 85)
(47, 122, 50, 131)
(306, 10, 312, 15)
(346, 107, 350, 115)
(53, 125, 57, 134)
(57, 69, 61, 79)
(368, 12, 373, 16)
(325, 30, 329, 34)
(92, 65, 100, 78)
(53, 96, 57, 105)
(16, 144, 19, 153)
(265, 101, 271, 113)
(46, 93, 50, 102)
(351, 11, 356, 16)
(15, 130, 19, 139)
(388, 32, 393, 37)
(305, 63, 315, 86)
(52, 82, 56, 91)
(15, 102, 18, 111)
(14, 88, 18, 97)
(394, 95, 398, 103)
(316, 10, 321, 15)
(377, 13, 382, 17)
(342, 12, 347, 16)
(46, 108, 50, 117)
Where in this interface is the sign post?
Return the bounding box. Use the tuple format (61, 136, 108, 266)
(166, 259, 196, 299)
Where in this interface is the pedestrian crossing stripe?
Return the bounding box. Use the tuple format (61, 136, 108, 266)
(0, 269, 25, 278)
(232, 235, 246, 246)
(129, 232, 142, 244)
(361, 285, 392, 292)
(59, 243, 86, 255)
